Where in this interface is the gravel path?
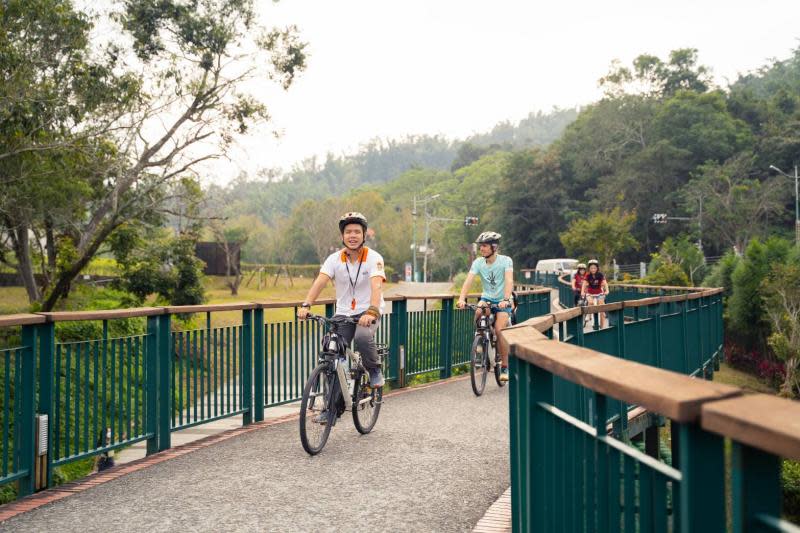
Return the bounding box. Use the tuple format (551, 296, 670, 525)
(3, 377, 510, 532)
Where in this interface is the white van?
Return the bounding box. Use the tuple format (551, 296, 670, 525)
(534, 258, 579, 275)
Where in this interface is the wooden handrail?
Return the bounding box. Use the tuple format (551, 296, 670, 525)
(37, 307, 166, 322)
(163, 303, 258, 313)
(701, 394, 800, 461)
(500, 325, 741, 422)
(0, 314, 47, 327)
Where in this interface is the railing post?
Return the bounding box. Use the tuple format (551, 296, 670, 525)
(731, 442, 782, 533)
(679, 423, 726, 532)
(713, 293, 725, 370)
(614, 309, 627, 436)
(253, 307, 265, 423)
(654, 302, 663, 369)
(325, 302, 335, 318)
(242, 309, 253, 426)
(698, 297, 709, 379)
(509, 353, 524, 533)
(146, 316, 159, 455)
(38, 321, 55, 488)
(530, 362, 554, 532)
(680, 299, 690, 374)
(439, 297, 453, 379)
(157, 313, 171, 451)
(17, 324, 37, 497)
(389, 300, 404, 385)
(593, 393, 609, 533)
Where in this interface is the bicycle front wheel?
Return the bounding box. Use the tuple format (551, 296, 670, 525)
(470, 336, 489, 396)
(299, 363, 334, 455)
(493, 342, 505, 388)
(352, 369, 383, 434)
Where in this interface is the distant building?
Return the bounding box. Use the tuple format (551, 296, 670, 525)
(195, 242, 241, 276)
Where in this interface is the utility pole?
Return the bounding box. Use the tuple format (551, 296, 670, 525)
(411, 194, 440, 283)
(769, 164, 800, 246)
(422, 208, 431, 283)
(412, 195, 418, 282)
(697, 195, 703, 256)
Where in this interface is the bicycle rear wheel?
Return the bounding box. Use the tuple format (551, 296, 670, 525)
(299, 363, 334, 455)
(352, 369, 383, 434)
(470, 336, 489, 396)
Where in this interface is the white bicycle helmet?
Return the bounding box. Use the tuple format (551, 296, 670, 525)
(338, 212, 368, 233)
(475, 231, 501, 244)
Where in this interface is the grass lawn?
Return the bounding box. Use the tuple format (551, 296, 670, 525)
(0, 287, 32, 315)
(714, 362, 776, 394)
(201, 276, 400, 328)
(0, 276, 401, 328)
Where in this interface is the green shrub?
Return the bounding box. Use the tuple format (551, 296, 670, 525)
(784, 460, 800, 522)
(703, 251, 740, 295)
(452, 272, 482, 295)
(728, 237, 791, 348)
(642, 263, 690, 286)
(54, 286, 146, 342)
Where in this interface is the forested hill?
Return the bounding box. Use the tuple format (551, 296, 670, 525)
(212, 46, 800, 281)
(205, 107, 578, 223)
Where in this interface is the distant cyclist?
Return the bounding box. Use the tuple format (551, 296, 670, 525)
(457, 231, 514, 382)
(581, 259, 610, 327)
(572, 262, 587, 306)
(298, 212, 386, 388)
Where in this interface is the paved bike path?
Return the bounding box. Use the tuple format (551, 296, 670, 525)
(3, 377, 510, 532)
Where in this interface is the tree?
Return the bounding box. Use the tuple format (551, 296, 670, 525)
(682, 154, 784, 253)
(114, 228, 206, 307)
(499, 148, 569, 265)
(649, 235, 706, 284)
(764, 261, 800, 397)
(210, 222, 249, 296)
(599, 48, 712, 98)
(0, 0, 139, 302)
(653, 91, 753, 168)
(728, 237, 791, 348)
(559, 208, 638, 270)
(1, 0, 307, 310)
(297, 198, 345, 263)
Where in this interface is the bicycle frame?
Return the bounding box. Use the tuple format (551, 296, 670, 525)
(309, 314, 369, 413)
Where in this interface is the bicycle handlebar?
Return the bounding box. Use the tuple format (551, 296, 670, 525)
(303, 313, 375, 326)
(462, 303, 507, 312)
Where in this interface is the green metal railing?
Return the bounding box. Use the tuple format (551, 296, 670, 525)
(557, 273, 706, 311)
(0, 289, 551, 501)
(506, 288, 800, 532)
(0, 323, 36, 496)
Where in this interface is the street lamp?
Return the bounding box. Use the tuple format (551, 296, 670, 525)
(412, 193, 440, 282)
(769, 165, 799, 245)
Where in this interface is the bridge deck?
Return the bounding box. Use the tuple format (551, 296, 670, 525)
(3, 377, 509, 532)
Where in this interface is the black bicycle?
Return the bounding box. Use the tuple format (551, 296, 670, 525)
(466, 304, 506, 396)
(299, 314, 385, 455)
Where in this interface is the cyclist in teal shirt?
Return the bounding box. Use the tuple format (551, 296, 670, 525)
(457, 231, 514, 382)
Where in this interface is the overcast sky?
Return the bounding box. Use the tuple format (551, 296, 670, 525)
(205, 0, 800, 183)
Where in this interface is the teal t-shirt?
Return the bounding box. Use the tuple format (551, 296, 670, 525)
(469, 254, 514, 301)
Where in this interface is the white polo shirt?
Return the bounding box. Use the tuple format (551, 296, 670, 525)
(320, 247, 386, 316)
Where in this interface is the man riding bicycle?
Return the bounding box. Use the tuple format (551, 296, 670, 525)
(457, 231, 514, 382)
(581, 259, 610, 327)
(298, 212, 386, 388)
